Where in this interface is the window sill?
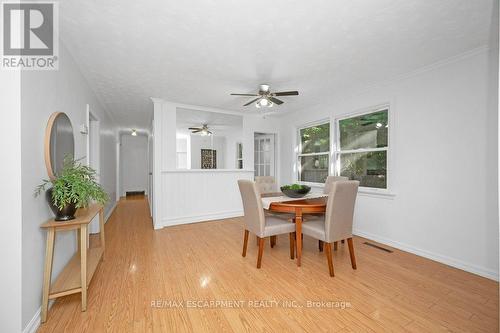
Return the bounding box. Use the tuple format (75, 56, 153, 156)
(358, 188, 396, 199)
(296, 181, 324, 188)
(295, 181, 395, 199)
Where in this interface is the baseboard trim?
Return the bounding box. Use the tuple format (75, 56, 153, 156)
(23, 300, 54, 333)
(105, 201, 117, 223)
(353, 229, 499, 281)
(23, 308, 40, 333)
(156, 211, 243, 229)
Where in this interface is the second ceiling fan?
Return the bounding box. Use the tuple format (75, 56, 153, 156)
(231, 84, 299, 108)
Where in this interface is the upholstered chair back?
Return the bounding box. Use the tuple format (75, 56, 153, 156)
(323, 176, 349, 194)
(238, 180, 266, 236)
(324, 181, 359, 243)
(255, 176, 277, 194)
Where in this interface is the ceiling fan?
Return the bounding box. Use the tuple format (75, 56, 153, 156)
(188, 124, 213, 136)
(231, 84, 299, 108)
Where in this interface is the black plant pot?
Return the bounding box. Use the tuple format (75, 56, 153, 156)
(46, 188, 77, 221)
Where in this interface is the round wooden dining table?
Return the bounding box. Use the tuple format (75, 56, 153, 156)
(268, 196, 327, 266)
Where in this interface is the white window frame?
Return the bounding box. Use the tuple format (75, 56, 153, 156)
(333, 104, 392, 195)
(175, 134, 191, 169)
(296, 119, 330, 186)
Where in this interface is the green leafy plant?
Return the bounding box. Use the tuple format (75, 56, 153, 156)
(281, 184, 309, 190)
(35, 156, 108, 210)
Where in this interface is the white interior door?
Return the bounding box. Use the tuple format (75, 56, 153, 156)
(254, 134, 275, 177)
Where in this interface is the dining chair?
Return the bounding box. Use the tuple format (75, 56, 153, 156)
(323, 176, 349, 194)
(301, 180, 359, 276)
(238, 180, 296, 268)
(255, 176, 277, 194)
(314, 176, 349, 252)
(255, 175, 293, 247)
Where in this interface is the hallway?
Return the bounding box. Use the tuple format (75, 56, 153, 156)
(39, 197, 498, 332)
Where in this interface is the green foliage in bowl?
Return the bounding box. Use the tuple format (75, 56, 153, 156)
(281, 184, 309, 191)
(280, 184, 311, 198)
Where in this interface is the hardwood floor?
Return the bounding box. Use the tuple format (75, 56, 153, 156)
(38, 196, 499, 332)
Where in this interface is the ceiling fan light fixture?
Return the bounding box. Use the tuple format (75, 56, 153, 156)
(131, 129, 137, 136)
(232, 84, 298, 108)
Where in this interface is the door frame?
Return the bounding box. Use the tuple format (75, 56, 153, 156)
(86, 104, 101, 234)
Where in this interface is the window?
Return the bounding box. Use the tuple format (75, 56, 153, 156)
(176, 135, 189, 169)
(335, 107, 389, 189)
(297, 122, 330, 184)
(236, 142, 243, 169)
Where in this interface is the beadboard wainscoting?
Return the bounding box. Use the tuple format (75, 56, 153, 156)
(156, 169, 253, 229)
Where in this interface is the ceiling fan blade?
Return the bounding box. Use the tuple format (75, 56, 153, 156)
(243, 97, 261, 106)
(188, 127, 202, 130)
(191, 129, 202, 133)
(269, 97, 284, 105)
(230, 93, 259, 96)
(207, 131, 213, 135)
(273, 91, 299, 96)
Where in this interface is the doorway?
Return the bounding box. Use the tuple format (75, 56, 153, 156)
(120, 133, 148, 197)
(86, 105, 100, 234)
(254, 133, 275, 178)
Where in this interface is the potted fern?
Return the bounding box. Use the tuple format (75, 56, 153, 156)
(36, 156, 108, 221)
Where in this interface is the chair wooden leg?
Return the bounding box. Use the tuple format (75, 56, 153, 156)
(289, 233, 295, 259)
(318, 240, 324, 252)
(347, 237, 357, 269)
(242, 230, 249, 257)
(334, 241, 338, 251)
(257, 237, 265, 268)
(256, 235, 259, 246)
(324, 242, 335, 277)
(341, 239, 345, 244)
(270, 235, 277, 248)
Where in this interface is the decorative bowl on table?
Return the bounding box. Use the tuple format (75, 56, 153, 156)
(280, 184, 311, 198)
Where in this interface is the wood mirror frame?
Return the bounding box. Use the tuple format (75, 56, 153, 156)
(44, 112, 75, 180)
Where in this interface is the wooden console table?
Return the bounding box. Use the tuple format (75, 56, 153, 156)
(40, 203, 105, 323)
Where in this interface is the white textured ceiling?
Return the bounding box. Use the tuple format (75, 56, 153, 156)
(176, 108, 242, 136)
(60, 0, 494, 129)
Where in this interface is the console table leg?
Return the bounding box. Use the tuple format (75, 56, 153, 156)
(41, 227, 55, 323)
(80, 225, 88, 311)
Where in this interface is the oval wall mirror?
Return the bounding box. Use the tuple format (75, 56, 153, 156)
(44, 112, 75, 179)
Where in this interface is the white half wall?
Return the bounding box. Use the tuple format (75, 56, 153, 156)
(20, 44, 119, 330)
(120, 134, 149, 195)
(279, 48, 499, 280)
(158, 170, 253, 228)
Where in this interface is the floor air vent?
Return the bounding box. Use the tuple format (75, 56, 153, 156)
(126, 191, 145, 196)
(363, 242, 393, 253)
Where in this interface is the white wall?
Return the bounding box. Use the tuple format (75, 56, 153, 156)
(224, 131, 243, 169)
(279, 48, 499, 280)
(20, 44, 118, 330)
(0, 70, 23, 332)
(120, 134, 149, 195)
(190, 135, 226, 169)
